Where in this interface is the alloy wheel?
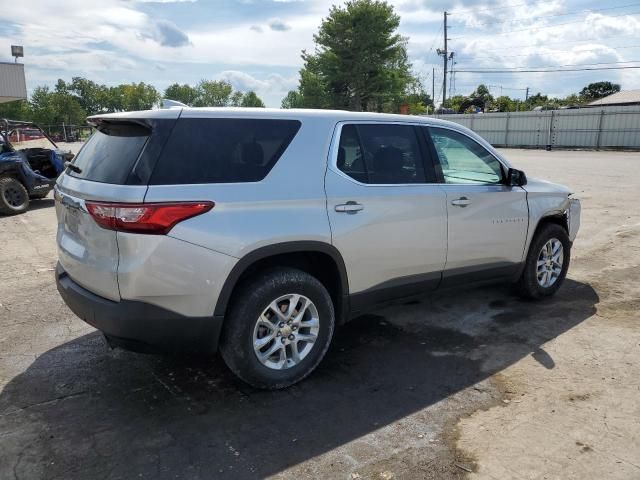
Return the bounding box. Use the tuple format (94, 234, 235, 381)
(536, 238, 564, 288)
(253, 294, 320, 370)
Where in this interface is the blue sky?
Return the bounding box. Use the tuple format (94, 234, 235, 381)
(1, 0, 639, 107)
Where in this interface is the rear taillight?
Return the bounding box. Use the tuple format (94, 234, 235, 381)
(85, 201, 214, 235)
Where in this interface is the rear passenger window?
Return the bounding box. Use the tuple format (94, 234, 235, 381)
(150, 118, 301, 184)
(69, 122, 150, 184)
(337, 124, 428, 184)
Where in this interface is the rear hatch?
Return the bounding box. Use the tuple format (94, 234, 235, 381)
(55, 113, 178, 300)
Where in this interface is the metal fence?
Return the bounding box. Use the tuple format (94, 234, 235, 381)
(429, 105, 640, 150)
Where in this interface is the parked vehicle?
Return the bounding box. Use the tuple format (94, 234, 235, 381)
(0, 119, 73, 215)
(55, 108, 581, 389)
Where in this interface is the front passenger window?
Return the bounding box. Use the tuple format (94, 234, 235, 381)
(428, 128, 503, 184)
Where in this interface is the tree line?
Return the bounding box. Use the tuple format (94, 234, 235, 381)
(0, 78, 266, 126)
(443, 81, 622, 114)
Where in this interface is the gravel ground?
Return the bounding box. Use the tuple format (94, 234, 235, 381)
(0, 148, 638, 479)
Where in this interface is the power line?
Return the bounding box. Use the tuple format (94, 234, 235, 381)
(451, 10, 640, 39)
(455, 65, 640, 73)
(453, 2, 640, 28)
(458, 59, 640, 70)
(470, 43, 640, 60)
(459, 32, 640, 52)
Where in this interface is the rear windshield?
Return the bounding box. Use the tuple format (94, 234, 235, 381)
(69, 122, 149, 184)
(149, 118, 301, 184)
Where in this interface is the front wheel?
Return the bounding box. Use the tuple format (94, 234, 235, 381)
(220, 268, 335, 389)
(516, 223, 571, 299)
(0, 177, 30, 215)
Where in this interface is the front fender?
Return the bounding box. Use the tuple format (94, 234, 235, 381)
(523, 178, 578, 255)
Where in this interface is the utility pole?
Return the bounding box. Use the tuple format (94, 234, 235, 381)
(449, 52, 455, 96)
(525, 87, 530, 102)
(436, 11, 451, 107)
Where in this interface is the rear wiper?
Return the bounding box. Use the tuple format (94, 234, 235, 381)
(64, 161, 82, 174)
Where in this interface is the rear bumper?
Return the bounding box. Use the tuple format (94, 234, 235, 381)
(56, 262, 223, 354)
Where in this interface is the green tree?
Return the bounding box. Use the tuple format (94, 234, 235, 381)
(525, 92, 549, 109)
(59, 77, 110, 115)
(230, 91, 244, 107)
(194, 80, 233, 107)
(240, 91, 266, 108)
(469, 84, 494, 111)
(401, 78, 432, 114)
(29, 86, 86, 125)
(288, 0, 416, 111)
(493, 95, 515, 112)
(164, 83, 199, 106)
(281, 91, 304, 109)
(579, 81, 621, 101)
(443, 95, 467, 113)
(113, 83, 160, 111)
(0, 100, 31, 121)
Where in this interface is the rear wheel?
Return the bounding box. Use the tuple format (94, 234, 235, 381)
(220, 268, 335, 389)
(0, 177, 30, 215)
(516, 223, 570, 299)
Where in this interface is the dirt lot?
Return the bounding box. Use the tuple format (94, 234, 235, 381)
(0, 149, 638, 479)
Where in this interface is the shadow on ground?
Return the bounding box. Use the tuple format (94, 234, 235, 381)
(0, 280, 598, 479)
(28, 198, 55, 211)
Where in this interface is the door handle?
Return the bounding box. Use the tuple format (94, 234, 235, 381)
(335, 201, 364, 213)
(451, 197, 471, 207)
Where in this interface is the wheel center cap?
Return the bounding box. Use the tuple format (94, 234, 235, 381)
(280, 325, 292, 337)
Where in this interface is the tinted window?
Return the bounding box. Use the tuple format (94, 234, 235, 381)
(337, 123, 427, 184)
(150, 118, 301, 184)
(69, 122, 149, 184)
(336, 125, 367, 183)
(428, 128, 503, 184)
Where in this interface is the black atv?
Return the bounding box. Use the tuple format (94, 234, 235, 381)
(0, 119, 74, 215)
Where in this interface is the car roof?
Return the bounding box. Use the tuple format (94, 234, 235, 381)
(88, 107, 460, 128)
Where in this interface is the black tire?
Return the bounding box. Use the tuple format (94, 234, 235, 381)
(220, 267, 335, 389)
(0, 177, 30, 215)
(516, 223, 571, 299)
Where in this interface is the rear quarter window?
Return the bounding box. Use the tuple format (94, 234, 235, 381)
(69, 122, 149, 184)
(149, 118, 301, 185)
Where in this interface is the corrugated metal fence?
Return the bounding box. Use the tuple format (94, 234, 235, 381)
(429, 105, 640, 149)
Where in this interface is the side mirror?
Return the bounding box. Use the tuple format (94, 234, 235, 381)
(507, 168, 527, 186)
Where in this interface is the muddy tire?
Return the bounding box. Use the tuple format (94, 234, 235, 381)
(0, 177, 30, 215)
(516, 223, 571, 299)
(220, 267, 335, 389)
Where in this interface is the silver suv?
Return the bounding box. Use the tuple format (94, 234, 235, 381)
(55, 108, 581, 389)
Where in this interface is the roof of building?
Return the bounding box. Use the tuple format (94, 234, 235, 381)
(588, 89, 640, 106)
